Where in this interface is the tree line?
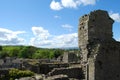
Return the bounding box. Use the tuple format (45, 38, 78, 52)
(0, 46, 64, 59)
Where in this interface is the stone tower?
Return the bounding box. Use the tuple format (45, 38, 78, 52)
(78, 10, 120, 80)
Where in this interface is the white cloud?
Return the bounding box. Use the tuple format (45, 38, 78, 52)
(0, 28, 25, 45)
(50, 0, 97, 10)
(53, 33, 78, 48)
(54, 15, 61, 19)
(62, 24, 73, 31)
(30, 26, 78, 48)
(118, 39, 120, 42)
(109, 12, 120, 22)
(116, 38, 120, 42)
(61, 0, 79, 8)
(50, 0, 63, 10)
(32, 27, 50, 40)
(30, 27, 51, 47)
(81, 0, 96, 5)
(0, 27, 78, 48)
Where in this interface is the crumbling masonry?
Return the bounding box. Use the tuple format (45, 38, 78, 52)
(78, 10, 120, 80)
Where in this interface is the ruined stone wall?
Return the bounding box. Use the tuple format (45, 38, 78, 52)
(88, 10, 114, 41)
(87, 41, 120, 80)
(48, 67, 84, 79)
(39, 63, 69, 74)
(94, 41, 120, 80)
(78, 14, 89, 62)
(62, 52, 78, 63)
(78, 10, 120, 80)
(78, 14, 89, 47)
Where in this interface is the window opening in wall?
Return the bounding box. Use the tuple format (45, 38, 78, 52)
(117, 75, 119, 78)
(82, 26, 84, 29)
(106, 49, 108, 53)
(80, 22, 84, 25)
(79, 28, 81, 30)
(90, 26, 94, 28)
(84, 14, 87, 16)
(98, 61, 103, 69)
(92, 19, 95, 22)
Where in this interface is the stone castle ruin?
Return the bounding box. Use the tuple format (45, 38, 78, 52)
(0, 10, 120, 80)
(78, 10, 120, 80)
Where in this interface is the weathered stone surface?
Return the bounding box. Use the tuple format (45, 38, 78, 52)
(18, 77, 36, 80)
(48, 67, 84, 79)
(45, 74, 69, 80)
(39, 63, 69, 74)
(78, 10, 120, 80)
(62, 51, 78, 63)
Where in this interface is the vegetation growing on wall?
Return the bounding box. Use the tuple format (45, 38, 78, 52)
(0, 68, 34, 80)
(9, 68, 34, 80)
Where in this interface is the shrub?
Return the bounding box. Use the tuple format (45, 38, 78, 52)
(9, 68, 34, 79)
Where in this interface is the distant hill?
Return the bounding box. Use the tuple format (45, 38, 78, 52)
(62, 47, 79, 50)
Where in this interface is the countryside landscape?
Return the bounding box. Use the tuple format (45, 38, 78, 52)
(0, 0, 120, 80)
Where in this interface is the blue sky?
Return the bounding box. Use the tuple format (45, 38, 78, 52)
(0, 0, 120, 48)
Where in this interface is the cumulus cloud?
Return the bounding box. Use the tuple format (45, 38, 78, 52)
(50, 0, 63, 10)
(30, 27, 51, 47)
(109, 12, 120, 22)
(53, 33, 78, 48)
(0, 28, 25, 45)
(30, 26, 78, 48)
(50, 0, 97, 10)
(32, 27, 50, 40)
(116, 38, 120, 42)
(80, 0, 96, 5)
(62, 24, 73, 31)
(61, 0, 80, 8)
